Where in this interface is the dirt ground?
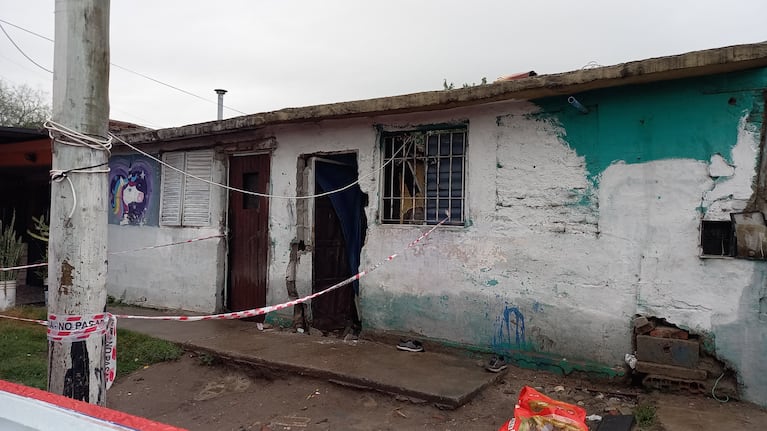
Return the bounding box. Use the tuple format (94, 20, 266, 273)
(107, 352, 767, 431)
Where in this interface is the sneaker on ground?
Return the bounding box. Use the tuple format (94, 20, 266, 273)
(486, 355, 508, 373)
(396, 339, 424, 352)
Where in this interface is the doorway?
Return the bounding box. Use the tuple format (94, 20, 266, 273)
(228, 154, 270, 321)
(311, 153, 366, 333)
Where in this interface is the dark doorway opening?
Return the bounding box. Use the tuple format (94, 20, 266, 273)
(311, 153, 367, 333)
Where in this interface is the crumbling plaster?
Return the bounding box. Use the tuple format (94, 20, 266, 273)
(265, 71, 767, 405)
(108, 63, 767, 406)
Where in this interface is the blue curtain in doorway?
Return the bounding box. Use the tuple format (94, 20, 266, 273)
(315, 156, 364, 294)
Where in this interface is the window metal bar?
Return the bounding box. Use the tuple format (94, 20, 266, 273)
(447, 133, 452, 222)
(388, 138, 395, 221)
(436, 133, 441, 224)
(380, 128, 466, 225)
(410, 135, 416, 222)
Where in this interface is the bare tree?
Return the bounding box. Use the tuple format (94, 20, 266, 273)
(0, 79, 51, 128)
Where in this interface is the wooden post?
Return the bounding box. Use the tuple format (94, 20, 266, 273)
(47, 0, 110, 405)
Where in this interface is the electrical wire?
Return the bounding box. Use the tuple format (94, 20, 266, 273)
(711, 371, 730, 403)
(110, 132, 404, 200)
(0, 21, 52, 73)
(110, 63, 247, 115)
(0, 18, 53, 42)
(0, 17, 248, 116)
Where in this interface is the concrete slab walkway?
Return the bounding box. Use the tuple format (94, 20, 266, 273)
(111, 306, 501, 409)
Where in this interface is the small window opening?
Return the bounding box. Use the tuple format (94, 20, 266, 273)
(243, 173, 259, 209)
(700, 220, 734, 256)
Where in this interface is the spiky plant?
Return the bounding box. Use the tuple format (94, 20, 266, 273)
(27, 214, 48, 280)
(0, 212, 23, 283)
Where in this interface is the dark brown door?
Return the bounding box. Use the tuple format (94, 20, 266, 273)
(312, 189, 354, 331)
(228, 154, 270, 321)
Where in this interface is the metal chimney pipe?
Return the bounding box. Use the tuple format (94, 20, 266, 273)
(214, 89, 227, 120)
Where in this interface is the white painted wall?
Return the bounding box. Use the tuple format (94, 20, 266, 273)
(107, 150, 227, 313)
(263, 99, 763, 380)
(260, 102, 637, 366)
(107, 93, 765, 404)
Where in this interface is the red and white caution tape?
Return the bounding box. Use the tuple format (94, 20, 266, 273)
(0, 313, 118, 389)
(0, 314, 47, 325)
(46, 313, 118, 389)
(46, 313, 110, 341)
(0, 234, 224, 271)
(0, 217, 447, 390)
(113, 217, 448, 321)
(108, 234, 224, 255)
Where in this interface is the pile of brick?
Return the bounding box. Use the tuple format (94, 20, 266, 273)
(633, 316, 707, 393)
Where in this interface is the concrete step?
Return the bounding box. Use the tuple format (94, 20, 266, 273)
(112, 306, 501, 409)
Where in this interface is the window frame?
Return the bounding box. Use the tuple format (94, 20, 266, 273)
(378, 126, 467, 226)
(159, 149, 214, 227)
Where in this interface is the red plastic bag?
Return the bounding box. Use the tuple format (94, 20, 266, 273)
(498, 386, 588, 431)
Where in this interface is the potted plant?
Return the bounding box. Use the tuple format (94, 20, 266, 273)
(0, 212, 24, 311)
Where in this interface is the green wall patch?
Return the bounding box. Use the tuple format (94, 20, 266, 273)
(533, 69, 767, 181)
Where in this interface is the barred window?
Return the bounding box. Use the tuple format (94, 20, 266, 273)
(380, 128, 466, 225)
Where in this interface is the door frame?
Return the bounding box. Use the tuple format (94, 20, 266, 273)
(306, 151, 364, 332)
(226, 151, 272, 312)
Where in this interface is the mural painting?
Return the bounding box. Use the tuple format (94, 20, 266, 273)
(109, 155, 160, 226)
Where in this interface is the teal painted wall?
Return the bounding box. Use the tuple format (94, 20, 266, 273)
(530, 68, 767, 398)
(359, 68, 767, 385)
(533, 69, 767, 181)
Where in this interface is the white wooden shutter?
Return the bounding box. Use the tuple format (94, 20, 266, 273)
(181, 150, 213, 226)
(160, 152, 185, 226)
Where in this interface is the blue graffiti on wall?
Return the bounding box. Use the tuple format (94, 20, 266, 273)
(492, 304, 526, 354)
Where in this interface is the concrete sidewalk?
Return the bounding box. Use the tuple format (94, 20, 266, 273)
(112, 306, 501, 409)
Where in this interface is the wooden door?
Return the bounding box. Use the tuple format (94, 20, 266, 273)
(311, 189, 354, 331)
(228, 154, 270, 321)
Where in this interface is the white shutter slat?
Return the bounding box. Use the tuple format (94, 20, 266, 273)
(182, 150, 213, 226)
(160, 152, 185, 226)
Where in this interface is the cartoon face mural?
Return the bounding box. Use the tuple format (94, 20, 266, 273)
(109, 156, 160, 226)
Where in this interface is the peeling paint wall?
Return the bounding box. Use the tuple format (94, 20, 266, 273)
(108, 67, 767, 406)
(264, 69, 767, 405)
(532, 69, 767, 404)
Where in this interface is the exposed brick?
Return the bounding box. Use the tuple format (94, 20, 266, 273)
(633, 316, 655, 334)
(649, 325, 689, 339)
(635, 361, 707, 380)
(636, 335, 699, 368)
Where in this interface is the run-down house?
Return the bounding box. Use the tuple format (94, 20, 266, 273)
(111, 43, 767, 406)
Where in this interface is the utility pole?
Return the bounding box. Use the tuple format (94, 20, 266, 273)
(47, 0, 110, 405)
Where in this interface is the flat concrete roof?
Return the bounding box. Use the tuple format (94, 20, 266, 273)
(122, 42, 767, 144)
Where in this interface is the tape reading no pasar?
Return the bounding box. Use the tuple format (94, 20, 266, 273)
(47, 313, 117, 389)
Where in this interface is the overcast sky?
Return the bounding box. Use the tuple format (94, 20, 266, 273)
(1, 0, 766, 129)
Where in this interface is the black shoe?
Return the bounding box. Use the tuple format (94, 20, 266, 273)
(396, 339, 424, 352)
(486, 355, 508, 372)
